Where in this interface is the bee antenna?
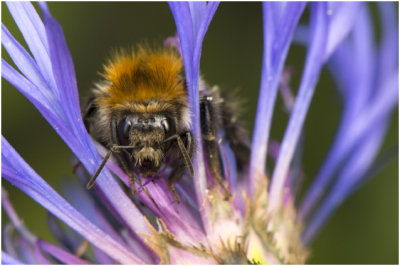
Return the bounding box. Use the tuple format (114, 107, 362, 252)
(176, 136, 194, 177)
(86, 145, 136, 189)
(86, 150, 113, 189)
(159, 134, 194, 176)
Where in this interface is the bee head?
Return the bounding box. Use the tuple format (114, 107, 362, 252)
(117, 113, 176, 177)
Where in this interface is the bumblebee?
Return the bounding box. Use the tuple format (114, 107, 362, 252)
(83, 45, 249, 202)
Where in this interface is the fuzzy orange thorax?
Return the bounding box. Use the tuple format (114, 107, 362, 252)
(97, 47, 187, 110)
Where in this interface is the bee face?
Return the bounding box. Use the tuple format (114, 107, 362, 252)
(116, 112, 176, 177)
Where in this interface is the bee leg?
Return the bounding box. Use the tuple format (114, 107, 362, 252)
(114, 147, 159, 207)
(219, 93, 251, 172)
(110, 116, 139, 196)
(127, 171, 138, 195)
(131, 173, 159, 209)
(204, 139, 232, 199)
(200, 96, 232, 199)
(166, 132, 194, 203)
(120, 161, 157, 209)
(167, 164, 186, 204)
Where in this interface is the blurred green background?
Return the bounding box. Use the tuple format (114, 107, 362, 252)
(2, 2, 398, 264)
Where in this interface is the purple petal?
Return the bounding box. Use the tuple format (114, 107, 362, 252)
(75, 170, 157, 264)
(294, 3, 361, 62)
(302, 118, 389, 245)
(268, 3, 329, 211)
(5, 2, 157, 245)
(273, 3, 307, 65)
(61, 182, 130, 251)
(300, 68, 398, 221)
(168, 1, 219, 234)
(192, 2, 219, 62)
(248, 3, 277, 186)
(38, 2, 84, 140)
(33, 242, 53, 264)
(168, 2, 194, 87)
(92, 140, 206, 245)
(1, 60, 75, 145)
(2, 137, 145, 264)
(376, 2, 398, 92)
(346, 5, 375, 111)
(17, 238, 44, 264)
(324, 2, 361, 61)
(48, 210, 115, 264)
(92, 246, 115, 265)
(64, 179, 156, 264)
(1, 251, 25, 265)
(37, 239, 90, 264)
(248, 2, 305, 193)
(271, 2, 287, 27)
(326, 40, 354, 99)
(220, 135, 238, 189)
(164, 32, 182, 55)
(105, 157, 207, 245)
(141, 180, 207, 245)
(189, 2, 219, 234)
(2, 189, 37, 244)
(299, 4, 398, 220)
(2, 59, 55, 116)
(1, 24, 50, 99)
(47, 213, 85, 255)
(189, 2, 206, 34)
(3, 224, 20, 262)
(6, 2, 57, 93)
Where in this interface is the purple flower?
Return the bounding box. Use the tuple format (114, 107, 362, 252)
(2, 2, 397, 264)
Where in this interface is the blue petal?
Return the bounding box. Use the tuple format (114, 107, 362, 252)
(169, 1, 219, 129)
(168, 1, 219, 233)
(324, 2, 361, 60)
(192, 2, 219, 65)
(61, 182, 129, 249)
(300, 70, 398, 226)
(2, 137, 145, 264)
(91, 140, 207, 244)
(37, 239, 90, 264)
(168, 3, 206, 204)
(299, 4, 398, 221)
(6, 2, 57, 95)
(169, 3, 194, 86)
(2, 60, 67, 126)
(2, 189, 37, 245)
(38, 2, 85, 141)
(189, 2, 206, 35)
(302, 118, 390, 245)
(1, 24, 50, 100)
(2, 61, 85, 163)
(268, 3, 329, 210)
(46, 213, 86, 256)
(248, 2, 305, 193)
(294, 3, 361, 62)
(1, 251, 25, 265)
(273, 2, 307, 66)
(346, 5, 375, 111)
(3, 2, 157, 246)
(376, 2, 398, 94)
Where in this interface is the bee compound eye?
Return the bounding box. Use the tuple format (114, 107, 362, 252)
(118, 118, 132, 145)
(161, 119, 169, 132)
(124, 120, 132, 135)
